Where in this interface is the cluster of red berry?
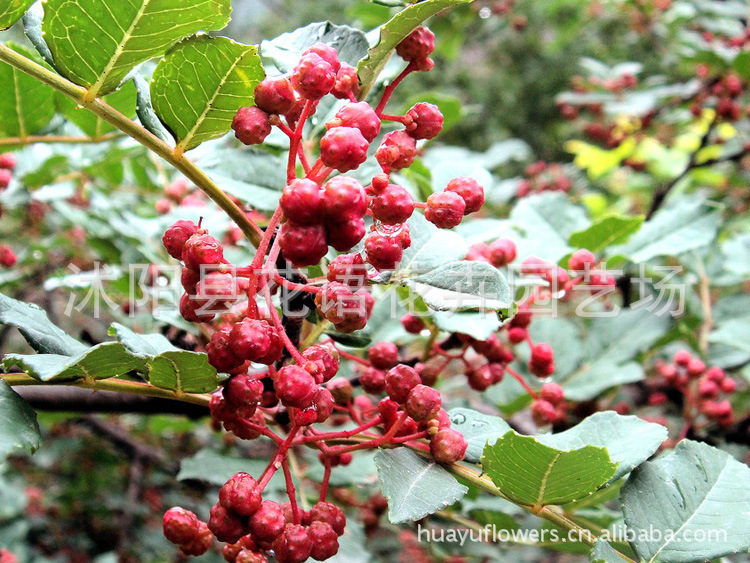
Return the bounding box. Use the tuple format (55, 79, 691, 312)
(0, 153, 16, 268)
(515, 161, 573, 197)
(652, 350, 738, 428)
(691, 67, 746, 121)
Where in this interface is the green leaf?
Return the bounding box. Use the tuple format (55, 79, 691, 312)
(733, 51, 750, 81)
(3, 342, 145, 382)
(42, 0, 232, 98)
(357, 0, 473, 97)
(612, 197, 722, 263)
(0, 291, 87, 355)
(0, 379, 40, 460)
(448, 407, 511, 463)
(481, 431, 617, 507)
(146, 351, 219, 393)
(151, 35, 264, 153)
(108, 322, 179, 356)
(534, 412, 667, 483)
(569, 215, 644, 254)
(405, 260, 510, 312)
(590, 539, 623, 562)
(0, 0, 35, 30)
(0, 43, 57, 138)
(621, 440, 750, 562)
(398, 211, 469, 274)
(374, 448, 468, 523)
(260, 21, 370, 73)
(178, 448, 285, 490)
(562, 309, 671, 401)
(62, 80, 137, 137)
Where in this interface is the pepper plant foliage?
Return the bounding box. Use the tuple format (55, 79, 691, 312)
(0, 0, 749, 561)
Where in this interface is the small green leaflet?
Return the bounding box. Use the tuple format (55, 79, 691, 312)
(42, 0, 231, 98)
(569, 215, 644, 254)
(151, 35, 264, 153)
(0, 0, 35, 30)
(481, 431, 617, 507)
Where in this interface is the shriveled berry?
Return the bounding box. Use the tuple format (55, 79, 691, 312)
(182, 233, 224, 270)
(401, 313, 425, 334)
(396, 26, 435, 62)
(424, 191, 466, 229)
(406, 384, 441, 421)
(254, 76, 296, 115)
(279, 222, 328, 267)
(327, 218, 366, 252)
(195, 272, 239, 311)
(308, 520, 339, 560)
(369, 183, 415, 224)
(467, 365, 494, 391)
(308, 501, 346, 536)
(280, 179, 325, 225)
(327, 378, 354, 404)
(163, 220, 199, 260)
(405, 102, 443, 140)
(487, 238, 517, 267)
(568, 249, 596, 272)
(320, 127, 369, 173)
(223, 536, 257, 562)
(539, 382, 564, 404)
(248, 500, 287, 543)
(445, 176, 484, 214)
(531, 399, 557, 426)
(327, 253, 368, 289)
(302, 345, 339, 383)
(207, 330, 244, 372)
(375, 130, 417, 171)
(323, 176, 367, 221)
(331, 63, 360, 99)
(328, 102, 381, 142)
(232, 106, 272, 145)
(365, 232, 403, 270)
(220, 472, 262, 517)
(163, 507, 200, 545)
(208, 503, 247, 544)
(360, 366, 387, 394)
(430, 428, 467, 464)
(369, 341, 399, 370)
(292, 52, 336, 100)
(315, 282, 369, 333)
(385, 364, 421, 404)
(275, 365, 318, 409)
(273, 524, 312, 563)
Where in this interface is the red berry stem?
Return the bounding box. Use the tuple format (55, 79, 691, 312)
(246, 207, 284, 304)
(375, 61, 419, 116)
(390, 430, 428, 443)
(288, 100, 317, 183)
(504, 365, 540, 399)
(326, 411, 409, 456)
(321, 339, 371, 366)
(298, 416, 383, 444)
(412, 201, 428, 209)
(261, 283, 308, 366)
(379, 114, 409, 124)
(318, 457, 333, 502)
(257, 425, 301, 491)
(272, 272, 321, 294)
(281, 457, 303, 524)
